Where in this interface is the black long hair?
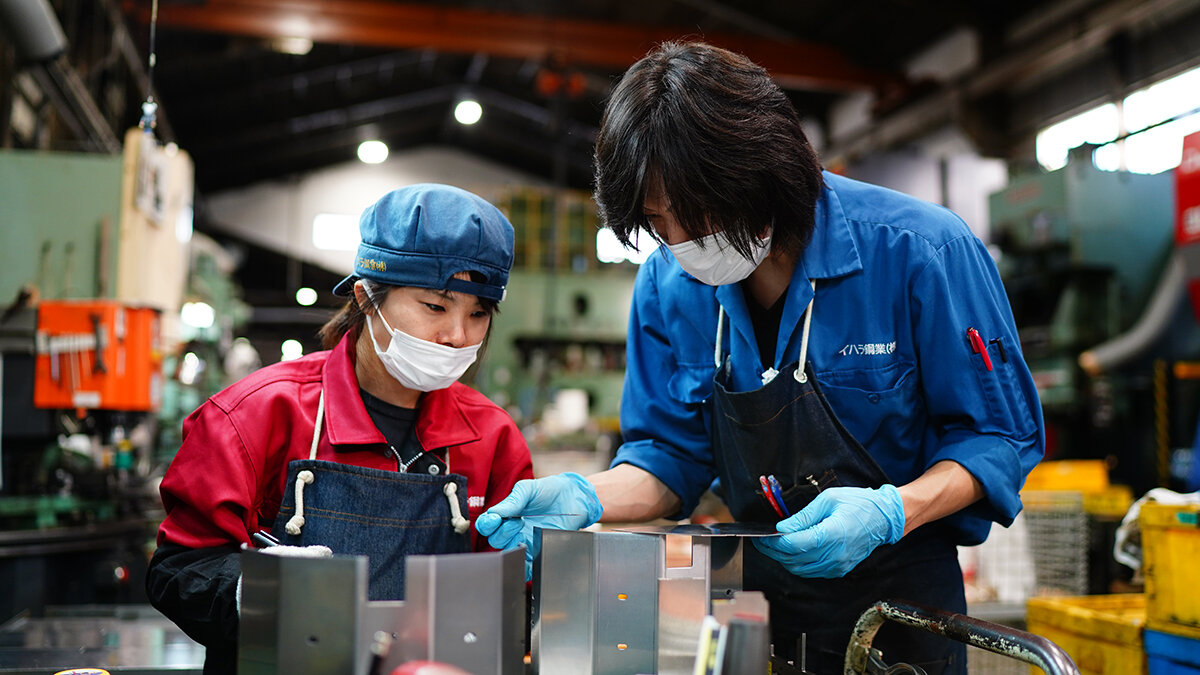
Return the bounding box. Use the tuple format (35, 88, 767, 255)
(593, 41, 824, 259)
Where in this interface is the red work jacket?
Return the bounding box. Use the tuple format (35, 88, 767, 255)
(156, 331, 533, 552)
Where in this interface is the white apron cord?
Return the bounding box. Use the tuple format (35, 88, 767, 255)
(285, 390, 325, 536)
(793, 280, 817, 384)
(715, 306, 726, 369)
(443, 482, 471, 534)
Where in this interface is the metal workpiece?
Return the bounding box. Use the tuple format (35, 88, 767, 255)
(394, 548, 526, 674)
(616, 522, 782, 537)
(532, 528, 768, 675)
(844, 599, 1080, 675)
(532, 529, 662, 675)
(239, 552, 368, 675)
(238, 547, 526, 675)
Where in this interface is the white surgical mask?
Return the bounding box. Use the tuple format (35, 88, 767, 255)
(366, 312, 480, 391)
(665, 229, 773, 286)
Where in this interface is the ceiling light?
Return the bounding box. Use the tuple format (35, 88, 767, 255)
(357, 140, 389, 164)
(281, 339, 304, 362)
(179, 352, 202, 385)
(181, 301, 215, 328)
(295, 287, 318, 306)
(454, 99, 483, 125)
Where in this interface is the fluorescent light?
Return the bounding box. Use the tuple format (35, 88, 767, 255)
(357, 140, 389, 164)
(295, 287, 318, 306)
(312, 212, 360, 250)
(181, 301, 215, 328)
(281, 339, 304, 361)
(272, 36, 313, 55)
(454, 99, 483, 125)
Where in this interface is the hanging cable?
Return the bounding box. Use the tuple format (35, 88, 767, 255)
(138, 0, 159, 134)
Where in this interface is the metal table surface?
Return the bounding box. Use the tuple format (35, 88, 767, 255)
(0, 605, 203, 674)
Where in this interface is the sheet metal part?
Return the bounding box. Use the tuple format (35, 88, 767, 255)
(844, 599, 1081, 675)
(656, 576, 708, 674)
(534, 528, 768, 675)
(392, 549, 525, 674)
(615, 522, 782, 537)
(239, 548, 525, 675)
(532, 529, 661, 675)
(239, 552, 367, 674)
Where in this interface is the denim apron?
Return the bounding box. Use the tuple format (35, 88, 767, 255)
(711, 281, 967, 675)
(270, 391, 472, 601)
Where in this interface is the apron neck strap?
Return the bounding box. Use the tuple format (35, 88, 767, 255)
(715, 306, 726, 368)
(714, 279, 818, 375)
(308, 390, 325, 460)
(284, 389, 327, 536)
(794, 279, 817, 384)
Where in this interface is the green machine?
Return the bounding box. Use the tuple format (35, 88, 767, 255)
(474, 189, 640, 457)
(989, 154, 1179, 489)
(479, 268, 635, 433)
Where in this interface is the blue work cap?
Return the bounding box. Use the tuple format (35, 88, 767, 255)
(332, 184, 515, 302)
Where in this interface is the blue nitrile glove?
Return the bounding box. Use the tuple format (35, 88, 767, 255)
(752, 485, 905, 578)
(475, 472, 604, 580)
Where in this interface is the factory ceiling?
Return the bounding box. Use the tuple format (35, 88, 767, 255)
(106, 0, 1149, 196)
(8, 0, 1194, 198)
(8, 0, 1200, 351)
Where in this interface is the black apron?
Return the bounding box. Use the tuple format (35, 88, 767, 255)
(270, 391, 471, 601)
(710, 282, 967, 675)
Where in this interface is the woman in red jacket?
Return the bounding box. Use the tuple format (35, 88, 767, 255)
(147, 184, 534, 673)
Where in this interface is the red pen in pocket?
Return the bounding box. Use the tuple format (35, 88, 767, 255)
(967, 327, 993, 371)
(759, 475, 786, 519)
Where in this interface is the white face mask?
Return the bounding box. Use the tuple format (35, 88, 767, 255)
(665, 229, 773, 286)
(366, 312, 481, 392)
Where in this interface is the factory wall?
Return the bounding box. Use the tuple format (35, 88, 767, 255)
(202, 146, 553, 279)
(828, 26, 1008, 242)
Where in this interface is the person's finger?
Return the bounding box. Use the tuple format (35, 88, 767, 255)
(777, 490, 835, 533)
(484, 481, 534, 518)
(488, 518, 527, 550)
(474, 512, 502, 537)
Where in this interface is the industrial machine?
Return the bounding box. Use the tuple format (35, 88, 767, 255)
(0, 298, 164, 621)
(989, 150, 1200, 492)
(480, 189, 638, 457)
(0, 132, 195, 621)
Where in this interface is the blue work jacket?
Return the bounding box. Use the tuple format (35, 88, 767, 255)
(613, 171, 1045, 545)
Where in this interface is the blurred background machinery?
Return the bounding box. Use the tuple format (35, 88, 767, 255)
(990, 147, 1200, 496)
(0, 126, 250, 622)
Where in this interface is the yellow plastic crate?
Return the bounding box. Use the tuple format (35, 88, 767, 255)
(1082, 485, 1134, 518)
(1024, 460, 1110, 493)
(1025, 594, 1146, 675)
(1141, 502, 1200, 641)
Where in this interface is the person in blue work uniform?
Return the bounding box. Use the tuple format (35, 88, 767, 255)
(148, 184, 533, 673)
(475, 41, 1044, 674)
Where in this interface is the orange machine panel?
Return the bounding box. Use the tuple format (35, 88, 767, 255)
(34, 300, 162, 412)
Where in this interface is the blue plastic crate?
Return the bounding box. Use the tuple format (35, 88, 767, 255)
(1146, 629, 1200, 675)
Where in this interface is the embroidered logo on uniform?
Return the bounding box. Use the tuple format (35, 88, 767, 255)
(468, 495, 486, 509)
(838, 341, 896, 356)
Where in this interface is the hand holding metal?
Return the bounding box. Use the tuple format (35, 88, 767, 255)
(474, 472, 604, 580)
(752, 484, 905, 578)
